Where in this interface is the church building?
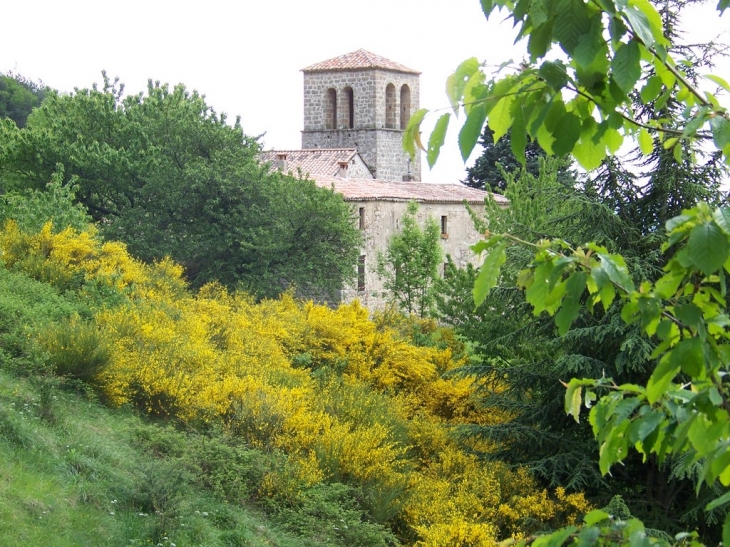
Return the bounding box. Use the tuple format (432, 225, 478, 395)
(261, 49, 506, 309)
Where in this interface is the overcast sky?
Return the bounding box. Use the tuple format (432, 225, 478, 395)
(1, 0, 727, 183)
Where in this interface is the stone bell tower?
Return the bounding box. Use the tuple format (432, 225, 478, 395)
(301, 49, 421, 182)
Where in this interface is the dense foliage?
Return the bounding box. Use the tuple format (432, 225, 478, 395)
(0, 216, 593, 546)
(0, 75, 361, 299)
(377, 201, 444, 317)
(0, 72, 48, 128)
(463, 128, 573, 193)
(436, 160, 703, 531)
(423, 0, 730, 542)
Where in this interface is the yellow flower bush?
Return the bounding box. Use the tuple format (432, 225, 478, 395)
(5, 222, 592, 545)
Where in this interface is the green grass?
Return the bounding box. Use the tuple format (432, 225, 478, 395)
(0, 370, 340, 547)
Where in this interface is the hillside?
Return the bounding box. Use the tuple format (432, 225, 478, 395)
(0, 220, 590, 546)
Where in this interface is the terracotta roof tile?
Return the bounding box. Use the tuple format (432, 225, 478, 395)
(260, 149, 368, 177)
(302, 49, 420, 74)
(311, 175, 508, 205)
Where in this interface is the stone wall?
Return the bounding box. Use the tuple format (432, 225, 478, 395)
(340, 199, 484, 310)
(302, 68, 421, 182)
(301, 129, 420, 181)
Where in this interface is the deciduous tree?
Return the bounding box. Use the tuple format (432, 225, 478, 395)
(377, 201, 443, 317)
(0, 75, 361, 299)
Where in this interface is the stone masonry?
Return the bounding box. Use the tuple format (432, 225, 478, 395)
(301, 51, 421, 182)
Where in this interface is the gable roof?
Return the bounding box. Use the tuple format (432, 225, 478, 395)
(302, 49, 420, 75)
(260, 148, 372, 178)
(312, 175, 507, 205)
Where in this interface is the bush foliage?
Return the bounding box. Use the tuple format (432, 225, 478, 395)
(0, 220, 593, 545)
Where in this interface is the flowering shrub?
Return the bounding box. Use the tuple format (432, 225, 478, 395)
(3, 222, 592, 545)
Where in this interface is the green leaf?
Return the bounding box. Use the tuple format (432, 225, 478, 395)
(714, 208, 730, 235)
(609, 16, 628, 47)
(427, 114, 450, 169)
(510, 100, 528, 164)
(574, 121, 608, 170)
(459, 104, 487, 161)
(574, 17, 606, 70)
(628, 410, 664, 444)
(612, 41, 641, 93)
(553, 0, 591, 54)
(556, 271, 587, 335)
(489, 94, 516, 143)
(687, 220, 729, 276)
(529, 21, 555, 61)
(583, 510, 610, 526)
(623, 0, 664, 48)
(551, 113, 582, 156)
(539, 61, 569, 91)
(529, 0, 550, 27)
(597, 252, 635, 292)
(473, 240, 507, 306)
(445, 58, 481, 115)
(599, 420, 631, 473)
(640, 75, 663, 103)
(480, 0, 495, 17)
(711, 116, 730, 151)
(671, 338, 705, 378)
(706, 74, 730, 93)
(647, 354, 680, 404)
(637, 127, 653, 154)
(723, 508, 730, 547)
(706, 491, 730, 511)
(548, 526, 578, 547)
(565, 380, 583, 422)
(603, 127, 624, 153)
(402, 108, 429, 161)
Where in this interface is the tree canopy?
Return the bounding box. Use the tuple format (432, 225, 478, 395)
(0, 75, 361, 299)
(0, 73, 48, 128)
(376, 201, 443, 316)
(463, 127, 574, 192)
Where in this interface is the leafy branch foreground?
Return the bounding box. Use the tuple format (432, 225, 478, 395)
(404, 0, 730, 171)
(475, 202, 730, 546)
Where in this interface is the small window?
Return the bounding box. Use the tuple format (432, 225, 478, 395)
(359, 207, 365, 230)
(400, 84, 411, 129)
(358, 255, 366, 291)
(344, 86, 354, 129)
(385, 83, 396, 129)
(325, 88, 337, 129)
(441, 215, 448, 238)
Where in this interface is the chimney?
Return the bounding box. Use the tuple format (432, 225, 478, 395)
(337, 161, 349, 178)
(276, 153, 288, 172)
(402, 158, 413, 181)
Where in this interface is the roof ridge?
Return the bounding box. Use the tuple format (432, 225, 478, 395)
(302, 50, 420, 74)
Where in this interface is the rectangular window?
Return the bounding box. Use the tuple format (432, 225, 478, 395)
(359, 207, 365, 230)
(441, 215, 448, 238)
(358, 255, 366, 291)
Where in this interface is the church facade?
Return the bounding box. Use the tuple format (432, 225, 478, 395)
(262, 50, 506, 309)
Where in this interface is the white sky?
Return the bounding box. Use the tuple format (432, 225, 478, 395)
(1, 1, 727, 183)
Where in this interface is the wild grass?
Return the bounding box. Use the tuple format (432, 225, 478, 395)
(0, 369, 379, 546)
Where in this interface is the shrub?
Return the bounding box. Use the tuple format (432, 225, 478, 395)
(274, 482, 398, 547)
(38, 317, 111, 381)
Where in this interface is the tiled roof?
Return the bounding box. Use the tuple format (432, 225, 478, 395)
(311, 175, 508, 205)
(260, 148, 369, 177)
(302, 49, 420, 74)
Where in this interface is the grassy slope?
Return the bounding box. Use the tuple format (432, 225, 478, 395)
(0, 267, 342, 547)
(0, 370, 315, 547)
